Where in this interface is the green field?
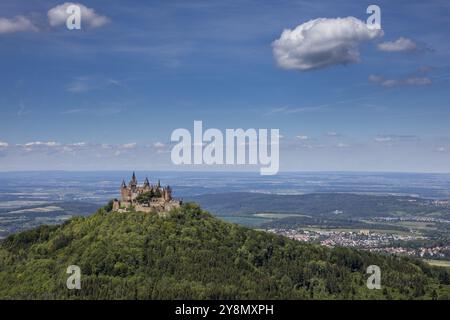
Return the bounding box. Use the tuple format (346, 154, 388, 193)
(425, 260, 450, 268)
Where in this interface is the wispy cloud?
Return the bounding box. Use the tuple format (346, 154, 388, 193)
(66, 76, 123, 93)
(61, 105, 126, 116)
(153, 142, 166, 148)
(377, 37, 418, 53)
(22, 141, 60, 147)
(336, 142, 350, 148)
(121, 143, 137, 149)
(265, 105, 325, 116)
(374, 135, 419, 143)
(369, 74, 432, 87)
(326, 132, 342, 137)
(0, 15, 37, 34)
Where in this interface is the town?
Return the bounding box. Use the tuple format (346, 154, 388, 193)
(267, 227, 450, 260)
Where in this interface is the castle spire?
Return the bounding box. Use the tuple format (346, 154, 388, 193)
(121, 180, 127, 188)
(144, 177, 150, 187)
(129, 171, 138, 188)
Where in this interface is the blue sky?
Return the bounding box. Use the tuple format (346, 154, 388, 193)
(1, 0, 450, 172)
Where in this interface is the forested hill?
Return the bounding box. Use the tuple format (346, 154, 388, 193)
(189, 192, 450, 218)
(0, 203, 449, 299)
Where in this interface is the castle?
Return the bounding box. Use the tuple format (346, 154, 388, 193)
(112, 172, 182, 213)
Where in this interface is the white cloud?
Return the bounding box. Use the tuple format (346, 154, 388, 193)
(121, 143, 137, 149)
(153, 142, 166, 148)
(23, 141, 60, 147)
(0, 141, 9, 148)
(70, 142, 87, 147)
(0, 16, 37, 34)
(296, 135, 309, 140)
(377, 37, 417, 52)
(369, 75, 432, 87)
(374, 137, 392, 143)
(436, 147, 446, 153)
(48, 2, 110, 28)
(272, 17, 383, 71)
(374, 135, 418, 143)
(336, 142, 350, 148)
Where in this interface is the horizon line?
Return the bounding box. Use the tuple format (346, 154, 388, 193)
(1, 170, 450, 175)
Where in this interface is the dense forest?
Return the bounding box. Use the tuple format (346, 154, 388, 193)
(0, 203, 449, 299)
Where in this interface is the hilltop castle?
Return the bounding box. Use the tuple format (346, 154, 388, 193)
(112, 172, 182, 213)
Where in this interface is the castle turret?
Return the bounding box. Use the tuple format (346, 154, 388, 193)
(163, 185, 172, 201)
(121, 179, 130, 202)
(129, 172, 138, 190)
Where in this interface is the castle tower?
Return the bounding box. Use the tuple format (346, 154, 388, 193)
(120, 180, 129, 202)
(163, 186, 172, 201)
(129, 171, 138, 190)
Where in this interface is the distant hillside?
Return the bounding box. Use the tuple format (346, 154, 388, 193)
(189, 192, 450, 219)
(0, 203, 449, 299)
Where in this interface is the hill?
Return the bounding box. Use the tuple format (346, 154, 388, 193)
(0, 203, 449, 299)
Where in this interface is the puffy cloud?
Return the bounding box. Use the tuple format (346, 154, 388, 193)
(272, 17, 383, 71)
(369, 75, 432, 87)
(377, 37, 417, 52)
(296, 135, 309, 140)
(0, 16, 37, 34)
(0, 141, 9, 148)
(48, 2, 110, 28)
